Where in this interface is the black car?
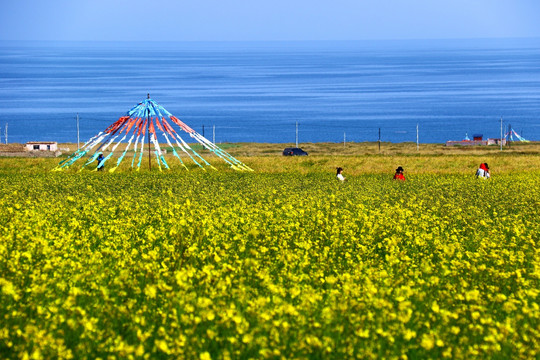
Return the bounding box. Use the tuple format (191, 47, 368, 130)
(283, 147, 308, 156)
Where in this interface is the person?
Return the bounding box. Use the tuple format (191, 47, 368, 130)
(476, 162, 490, 179)
(336, 167, 346, 181)
(97, 153, 105, 171)
(393, 166, 405, 180)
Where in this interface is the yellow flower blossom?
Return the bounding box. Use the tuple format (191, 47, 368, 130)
(0, 164, 537, 359)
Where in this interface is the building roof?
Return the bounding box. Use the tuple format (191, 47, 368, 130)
(26, 141, 57, 144)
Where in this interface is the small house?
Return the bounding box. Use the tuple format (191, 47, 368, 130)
(446, 138, 506, 147)
(486, 138, 506, 146)
(472, 134, 483, 141)
(26, 141, 58, 152)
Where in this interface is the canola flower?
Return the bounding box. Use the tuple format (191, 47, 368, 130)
(0, 171, 538, 359)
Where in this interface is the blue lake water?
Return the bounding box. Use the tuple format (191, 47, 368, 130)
(0, 39, 539, 144)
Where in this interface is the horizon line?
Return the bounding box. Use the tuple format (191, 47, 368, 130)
(1, 36, 540, 43)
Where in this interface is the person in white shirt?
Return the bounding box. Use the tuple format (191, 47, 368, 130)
(476, 162, 490, 179)
(336, 167, 346, 181)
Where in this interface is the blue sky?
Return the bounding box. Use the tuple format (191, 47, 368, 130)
(1, 0, 539, 41)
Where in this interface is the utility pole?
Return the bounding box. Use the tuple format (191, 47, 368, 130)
(416, 123, 419, 151)
(295, 121, 298, 148)
(213, 125, 215, 144)
(76, 113, 80, 150)
(378, 128, 381, 152)
(202, 125, 205, 138)
(343, 132, 346, 148)
(5, 123, 7, 144)
(500, 117, 503, 151)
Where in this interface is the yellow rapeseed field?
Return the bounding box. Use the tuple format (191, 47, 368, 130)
(0, 155, 538, 359)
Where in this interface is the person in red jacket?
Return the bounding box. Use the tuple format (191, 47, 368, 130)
(393, 166, 405, 180)
(476, 162, 490, 179)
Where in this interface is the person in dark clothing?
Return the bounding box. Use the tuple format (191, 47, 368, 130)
(97, 153, 105, 171)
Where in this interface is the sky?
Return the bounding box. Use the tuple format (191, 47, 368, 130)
(1, 0, 539, 41)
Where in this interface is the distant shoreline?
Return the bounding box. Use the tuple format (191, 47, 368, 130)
(1, 141, 537, 158)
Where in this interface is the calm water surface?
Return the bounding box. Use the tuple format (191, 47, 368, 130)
(0, 39, 539, 144)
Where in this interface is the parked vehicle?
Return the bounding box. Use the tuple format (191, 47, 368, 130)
(283, 147, 308, 156)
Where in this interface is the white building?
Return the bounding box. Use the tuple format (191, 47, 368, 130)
(25, 142, 58, 151)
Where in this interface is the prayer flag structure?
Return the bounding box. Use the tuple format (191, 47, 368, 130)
(55, 95, 252, 172)
(505, 125, 529, 143)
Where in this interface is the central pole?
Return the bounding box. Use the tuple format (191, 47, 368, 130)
(147, 94, 152, 170)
